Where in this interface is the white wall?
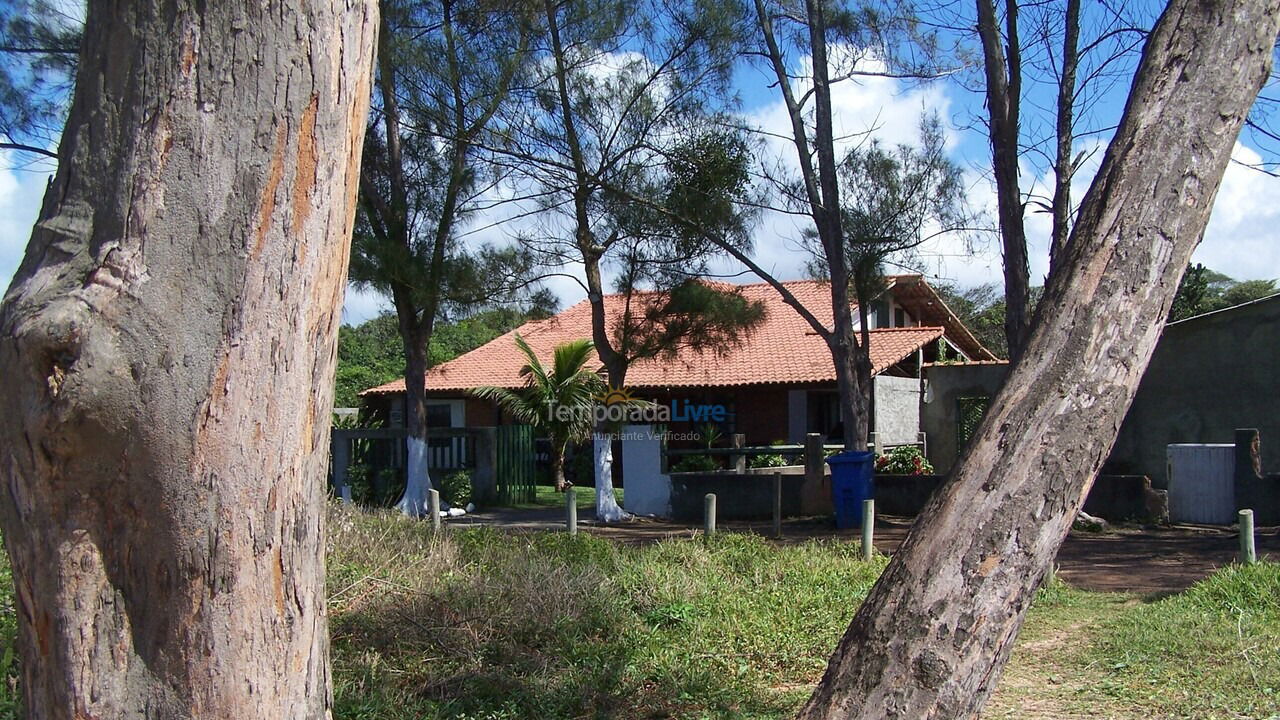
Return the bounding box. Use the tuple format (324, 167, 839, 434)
(873, 375, 922, 448)
(621, 424, 671, 517)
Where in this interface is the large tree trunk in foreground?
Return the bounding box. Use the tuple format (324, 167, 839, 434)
(0, 1, 377, 717)
(799, 1, 1279, 717)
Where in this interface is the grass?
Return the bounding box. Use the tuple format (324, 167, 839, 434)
(1085, 563, 1280, 719)
(0, 507, 1277, 719)
(503, 484, 623, 510)
(327, 505, 882, 718)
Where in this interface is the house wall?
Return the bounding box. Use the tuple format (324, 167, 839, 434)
(921, 363, 1009, 474)
(1107, 296, 1280, 487)
(920, 296, 1280, 487)
(731, 385, 793, 444)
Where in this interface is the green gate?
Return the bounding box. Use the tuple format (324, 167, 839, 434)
(496, 424, 536, 504)
(957, 396, 991, 447)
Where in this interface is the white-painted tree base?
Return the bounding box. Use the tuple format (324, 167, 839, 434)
(593, 432, 631, 523)
(396, 436, 436, 517)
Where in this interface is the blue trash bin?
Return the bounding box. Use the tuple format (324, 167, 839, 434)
(826, 451, 875, 529)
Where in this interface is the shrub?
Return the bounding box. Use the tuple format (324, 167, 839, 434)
(439, 470, 472, 507)
(875, 445, 934, 475)
(672, 454, 721, 473)
(747, 452, 787, 469)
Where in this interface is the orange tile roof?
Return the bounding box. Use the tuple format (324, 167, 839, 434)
(363, 277, 995, 395)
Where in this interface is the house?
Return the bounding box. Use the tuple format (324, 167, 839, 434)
(360, 275, 997, 448)
(922, 292, 1280, 489)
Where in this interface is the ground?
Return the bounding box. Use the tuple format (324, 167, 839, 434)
(451, 501, 1280, 594)
(0, 503, 1276, 719)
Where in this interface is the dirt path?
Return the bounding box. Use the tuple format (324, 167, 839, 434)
(449, 508, 1279, 595)
(983, 597, 1141, 720)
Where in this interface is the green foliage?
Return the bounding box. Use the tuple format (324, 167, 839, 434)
(747, 452, 788, 469)
(0, 0, 79, 163)
(438, 470, 472, 508)
(1170, 263, 1277, 321)
(672, 454, 721, 473)
(808, 116, 971, 308)
(0, 529, 18, 718)
(874, 445, 934, 475)
(334, 314, 404, 408)
(334, 306, 553, 408)
(473, 337, 611, 488)
(473, 336, 605, 446)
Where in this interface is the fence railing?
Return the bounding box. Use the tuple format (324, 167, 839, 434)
(664, 432, 927, 473)
(330, 427, 499, 505)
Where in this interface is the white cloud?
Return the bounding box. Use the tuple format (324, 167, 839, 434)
(1194, 144, 1280, 282)
(0, 160, 54, 289)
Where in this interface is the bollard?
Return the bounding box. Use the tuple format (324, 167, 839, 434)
(567, 487, 578, 536)
(704, 493, 717, 539)
(772, 472, 783, 538)
(861, 499, 875, 562)
(1239, 509, 1257, 565)
(429, 489, 441, 533)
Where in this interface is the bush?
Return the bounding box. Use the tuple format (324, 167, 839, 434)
(875, 445, 933, 475)
(672, 454, 721, 473)
(747, 452, 787, 469)
(439, 470, 472, 507)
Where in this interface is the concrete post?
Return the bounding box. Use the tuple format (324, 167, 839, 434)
(429, 489, 441, 533)
(704, 493, 717, 538)
(330, 431, 351, 504)
(862, 499, 875, 562)
(731, 433, 747, 473)
(567, 487, 578, 536)
(805, 433, 824, 484)
(772, 471, 783, 538)
(1239, 509, 1257, 565)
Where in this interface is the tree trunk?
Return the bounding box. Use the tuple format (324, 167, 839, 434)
(551, 446, 569, 492)
(1049, 0, 1082, 275)
(0, 1, 376, 717)
(805, 0, 869, 453)
(976, 0, 1033, 362)
(397, 318, 436, 516)
(798, 1, 1278, 717)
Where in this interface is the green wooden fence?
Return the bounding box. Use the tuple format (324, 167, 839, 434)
(496, 424, 536, 504)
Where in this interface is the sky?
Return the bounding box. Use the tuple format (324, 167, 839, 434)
(3, 3, 1279, 326)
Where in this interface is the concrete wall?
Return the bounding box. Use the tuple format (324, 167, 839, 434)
(621, 424, 671, 517)
(920, 363, 1009, 474)
(874, 375, 922, 447)
(1107, 296, 1280, 487)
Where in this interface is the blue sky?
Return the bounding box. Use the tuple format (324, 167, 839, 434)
(3, 2, 1278, 325)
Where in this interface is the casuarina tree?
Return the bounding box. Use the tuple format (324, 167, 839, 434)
(353, 0, 543, 516)
(0, 0, 377, 716)
(506, 0, 764, 521)
(797, 1, 1280, 717)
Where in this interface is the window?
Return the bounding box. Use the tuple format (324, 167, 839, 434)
(426, 403, 454, 428)
(895, 307, 907, 327)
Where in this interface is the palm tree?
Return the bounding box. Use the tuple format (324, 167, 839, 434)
(472, 336, 604, 492)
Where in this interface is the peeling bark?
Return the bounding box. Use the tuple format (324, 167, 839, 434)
(798, 1, 1280, 717)
(0, 0, 377, 717)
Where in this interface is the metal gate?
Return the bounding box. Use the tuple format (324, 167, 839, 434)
(496, 424, 536, 504)
(1167, 444, 1236, 524)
